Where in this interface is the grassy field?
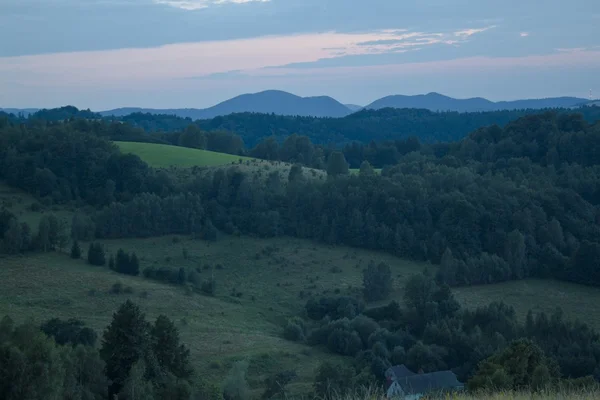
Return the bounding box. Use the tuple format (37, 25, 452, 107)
(0, 234, 425, 395)
(454, 279, 600, 329)
(3, 181, 600, 395)
(116, 141, 255, 168)
(331, 387, 600, 400)
(0, 182, 74, 228)
(116, 141, 328, 183)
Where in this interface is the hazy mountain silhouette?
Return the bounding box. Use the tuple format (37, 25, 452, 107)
(366, 92, 588, 112)
(5, 91, 593, 120)
(0, 108, 39, 116)
(100, 90, 353, 119)
(344, 104, 364, 112)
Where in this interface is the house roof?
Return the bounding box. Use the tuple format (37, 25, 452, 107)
(397, 371, 464, 395)
(388, 365, 417, 380)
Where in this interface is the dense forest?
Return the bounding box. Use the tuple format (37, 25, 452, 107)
(1, 111, 599, 287)
(286, 272, 600, 397)
(4, 105, 600, 170)
(1, 107, 600, 397)
(100, 106, 600, 147)
(0, 300, 224, 400)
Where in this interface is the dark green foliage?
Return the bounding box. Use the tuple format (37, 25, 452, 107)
(201, 278, 217, 296)
(283, 317, 306, 342)
(87, 243, 106, 266)
(468, 339, 560, 392)
(40, 318, 97, 347)
(262, 370, 296, 399)
(100, 300, 152, 397)
(359, 160, 376, 176)
(0, 118, 169, 206)
(326, 151, 349, 176)
(223, 360, 250, 400)
(305, 296, 364, 320)
(0, 319, 107, 400)
(362, 262, 393, 301)
(110, 282, 124, 294)
(313, 361, 355, 399)
(1, 218, 31, 254)
(1, 303, 196, 400)
(71, 212, 96, 241)
(115, 249, 140, 276)
(406, 341, 448, 372)
(151, 315, 193, 380)
(36, 214, 68, 252)
(202, 219, 218, 242)
(296, 274, 600, 389)
(194, 106, 600, 151)
(70, 240, 81, 259)
(71, 110, 600, 291)
(143, 266, 190, 286)
(327, 327, 363, 356)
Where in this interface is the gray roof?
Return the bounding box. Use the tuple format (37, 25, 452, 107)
(397, 371, 464, 395)
(388, 365, 416, 379)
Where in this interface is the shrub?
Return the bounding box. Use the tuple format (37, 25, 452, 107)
(40, 317, 97, 347)
(110, 282, 123, 294)
(283, 318, 306, 342)
(363, 262, 393, 302)
(70, 240, 81, 259)
(87, 243, 106, 266)
(201, 278, 216, 296)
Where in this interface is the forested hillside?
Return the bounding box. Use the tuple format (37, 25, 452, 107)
(157, 106, 600, 146)
(1, 109, 600, 398)
(1, 111, 599, 286)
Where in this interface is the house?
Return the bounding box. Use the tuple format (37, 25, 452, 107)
(385, 365, 464, 400)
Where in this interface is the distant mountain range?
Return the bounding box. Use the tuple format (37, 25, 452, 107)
(2, 90, 596, 120)
(99, 90, 353, 119)
(0, 108, 39, 116)
(364, 92, 589, 112)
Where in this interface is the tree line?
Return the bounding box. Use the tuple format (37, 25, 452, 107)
(0, 300, 224, 400)
(294, 273, 600, 398)
(1, 111, 600, 288)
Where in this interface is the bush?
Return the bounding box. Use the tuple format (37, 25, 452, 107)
(110, 282, 123, 294)
(223, 361, 250, 400)
(87, 243, 106, 266)
(201, 278, 216, 296)
(40, 317, 97, 347)
(283, 318, 306, 342)
(115, 249, 139, 276)
(363, 262, 393, 302)
(70, 240, 81, 259)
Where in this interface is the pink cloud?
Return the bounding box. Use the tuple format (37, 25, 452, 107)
(0, 29, 489, 86)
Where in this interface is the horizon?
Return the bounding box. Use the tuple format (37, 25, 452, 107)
(1, 0, 599, 109)
(1, 89, 596, 112)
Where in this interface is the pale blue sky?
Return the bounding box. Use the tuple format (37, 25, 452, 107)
(1, 0, 599, 109)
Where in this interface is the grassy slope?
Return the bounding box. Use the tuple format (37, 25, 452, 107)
(116, 141, 254, 168)
(0, 182, 74, 229)
(116, 141, 328, 183)
(335, 388, 600, 400)
(2, 183, 600, 394)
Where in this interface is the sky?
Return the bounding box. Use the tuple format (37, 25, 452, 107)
(1, 0, 599, 109)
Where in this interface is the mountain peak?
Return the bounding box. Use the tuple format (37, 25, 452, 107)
(366, 93, 587, 112)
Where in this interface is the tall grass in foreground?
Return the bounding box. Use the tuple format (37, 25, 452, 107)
(309, 386, 600, 400)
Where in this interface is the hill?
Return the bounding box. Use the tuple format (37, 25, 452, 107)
(0, 107, 39, 116)
(2, 111, 600, 397)
(101, 90, 353, 119)
(344, 104, 364, 112)
(366, 92, 588, 112)
(115, 141, 253, 168)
